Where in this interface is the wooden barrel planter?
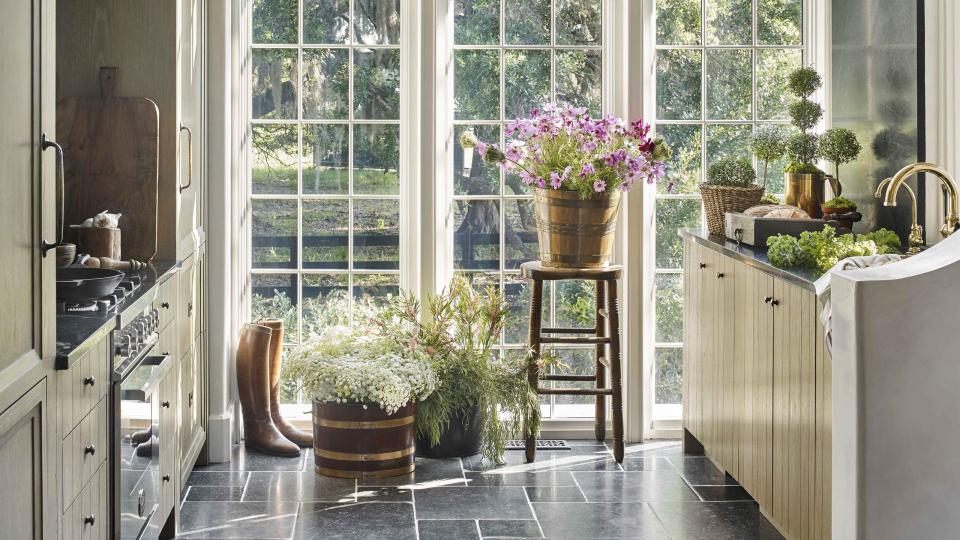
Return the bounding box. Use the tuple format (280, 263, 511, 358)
(533, 187, 621, 268)
(312, 401, 416, 479)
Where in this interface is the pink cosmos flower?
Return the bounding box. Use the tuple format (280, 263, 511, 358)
(580, 163, 595, 176)
(593, 180, 606, 192)
(475, 141, 488, 157)
(550, 171, 563, 190)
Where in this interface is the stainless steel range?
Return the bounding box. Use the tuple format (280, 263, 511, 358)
(110, 288, 169, 540)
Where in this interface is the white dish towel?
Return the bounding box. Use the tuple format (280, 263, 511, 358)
(813, 254, 902, 354)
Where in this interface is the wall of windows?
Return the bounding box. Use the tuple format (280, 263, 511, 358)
(651, 0, 803, 419)
(248, 0, 403, 353)
(450, 0, 604, 418)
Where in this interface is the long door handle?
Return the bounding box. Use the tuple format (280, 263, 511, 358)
(41, 134, 65, 256)
(179, 124, 193, 193)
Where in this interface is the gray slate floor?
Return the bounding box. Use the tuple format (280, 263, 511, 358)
(176, 440, 784, 539)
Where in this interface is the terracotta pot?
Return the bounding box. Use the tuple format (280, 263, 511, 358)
(821, 205, 857, 230)
(533, 187, 621, 268)
(312, 401, 416, 479)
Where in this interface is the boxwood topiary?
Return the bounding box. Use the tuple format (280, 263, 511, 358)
(706, 158, 756, 188)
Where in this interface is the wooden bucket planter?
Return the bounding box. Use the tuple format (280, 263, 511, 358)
(533, 187, 621, 268)
(312, 401, 416, 479)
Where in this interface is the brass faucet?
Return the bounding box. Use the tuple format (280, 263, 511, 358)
(882, 162, 960, 239)
(876, 178, 924, 255)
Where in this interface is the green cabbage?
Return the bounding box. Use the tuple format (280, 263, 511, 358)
(766, 226, 901, 274)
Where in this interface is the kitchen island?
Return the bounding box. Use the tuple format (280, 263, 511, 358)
(680, 229, 831, 540)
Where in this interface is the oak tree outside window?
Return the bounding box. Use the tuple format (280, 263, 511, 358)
(652, 0, 803, 419)
(451, 0, 604, 418)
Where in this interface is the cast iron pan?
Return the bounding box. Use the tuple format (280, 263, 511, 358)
(56, 266, 124, 302)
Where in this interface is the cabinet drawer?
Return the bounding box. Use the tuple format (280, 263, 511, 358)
(61, 461, 108, 540)
(159, 367, 179, 523)
(57, 335, 109, 440)
(61, 397, 107, 515)
(157, 273, 178, 331)
(177, 254, 195, 357)
(158, 316, 178, 363)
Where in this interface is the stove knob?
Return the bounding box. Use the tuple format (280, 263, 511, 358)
(115, 336, 130, 357)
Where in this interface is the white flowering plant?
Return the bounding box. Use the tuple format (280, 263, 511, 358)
(283, 326, 437, 415)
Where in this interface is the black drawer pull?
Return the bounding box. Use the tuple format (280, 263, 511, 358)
(764, 297, 772, 304)
(699, 262, 706, 269)
(162, 474, 171, 482)
(161, 302, 170, 309)
(84, 445, 96, 456)
(716, 272, 724, 279)
(771, 299, 780, 306)
(162, 401, 170, 408)
(188, 392, 194, 408)
(83, 515, 95, 526)
(83, 376, 95, 386)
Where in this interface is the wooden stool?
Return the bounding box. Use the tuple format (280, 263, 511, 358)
(521, 261, 624, 463)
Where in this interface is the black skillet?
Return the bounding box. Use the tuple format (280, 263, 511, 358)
(56, 255, 124, 302)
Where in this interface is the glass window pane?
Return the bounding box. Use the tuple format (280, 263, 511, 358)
(302, 48, 349, 120)
(455, 271, 500, 293)
(504, 274, 545, 344)
(655, 347, 683, 405)
(758, 0, 802, 45)
(555, 280, 596, 329)
(353, 199, 400, 270)
(706, 124, 753, 168)
(353, 124, 400, 194)
(556, 0, 602, 45)
(455, 50, 501, 121)
(757, 125, 796, 194)
(353, 48, 400, 120)
(252, 124, 298, 195)
(252, 49, 298, 120)
(505, 49, 551, 119)
(251, 274, 299, 342)
(353, 273, 400, 312)
(353, 0, 400, 45)
(655, 199, 701, 269)
(505, 0, 550, 45)
(303, 124, 349, 194)
(707, 49, 752, 120)
(552, 347, 597, 415)
(455, 124, 501, 196)
(757, 48, 802, 121)
(253, 0, 298, 44)
(454, 200, 501, 270)
(656, 49, 702, 121)
(656, 124, 701, 194)
(302, 274, 350, 333)
(656, 0, 701, 45)
(503, 198, 538, 269)
(705, 0, 752, 45)
(252, 199, 298, 269)
(302, 199, 349, 269)
(455, 0, 500, 45)
(655, 273, 683, 342)
(304, 0, 350, 44)
(556, 50, 602, 118)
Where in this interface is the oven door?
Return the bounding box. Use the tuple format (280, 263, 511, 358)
(115, 352, 171, 540)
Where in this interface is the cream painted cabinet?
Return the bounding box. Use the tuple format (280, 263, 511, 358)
(176, 0, 206, 253)
(682, 237, 831, 540)
(158, 363, 178, 526)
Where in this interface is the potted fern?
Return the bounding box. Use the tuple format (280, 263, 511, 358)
(700, 157, 763, 234)
(375, 277, 541, 464)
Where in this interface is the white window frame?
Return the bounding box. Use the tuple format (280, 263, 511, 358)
(640, 0, 825, 437)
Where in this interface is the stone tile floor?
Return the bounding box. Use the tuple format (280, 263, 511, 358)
(176, 440, 784, 539)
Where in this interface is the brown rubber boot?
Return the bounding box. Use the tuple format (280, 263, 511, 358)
(237, 323, 300, 457)
(259, 319, 314, 448)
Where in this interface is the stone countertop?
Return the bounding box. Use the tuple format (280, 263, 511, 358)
(55, 259, 180, 368)
(680, 229, 818, 292)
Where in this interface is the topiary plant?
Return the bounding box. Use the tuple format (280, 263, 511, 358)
(751, 126, 786, 189)
(822, 195, 857, 210)
(820, 128, 862, 184)
(706, 158, 756, 188)
(783, 66, 825, 171)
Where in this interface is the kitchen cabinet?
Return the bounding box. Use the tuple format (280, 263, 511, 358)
(682, 235, 831, 540)
(179, 331, 205, 489)
(158, 361, 178, 529)
(0, 0, 58, 537)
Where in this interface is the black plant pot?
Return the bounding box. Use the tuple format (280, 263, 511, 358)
(415, 405, 483, 458)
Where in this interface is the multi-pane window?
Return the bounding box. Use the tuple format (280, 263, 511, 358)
(652, 0, 803, 419)
(451, 0, 603, 418)
(248, 0, 402, 347)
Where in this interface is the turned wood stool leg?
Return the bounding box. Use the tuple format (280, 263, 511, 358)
(525, 279, 544, 463)
(594, 280, 607, 442)
(606, 278, 624, 463)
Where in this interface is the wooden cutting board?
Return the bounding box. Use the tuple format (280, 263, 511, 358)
(57, 67, 160, 261)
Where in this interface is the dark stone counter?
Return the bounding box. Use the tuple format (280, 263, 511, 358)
(680, 229, 818, 292)
(55, 259, 180, 367)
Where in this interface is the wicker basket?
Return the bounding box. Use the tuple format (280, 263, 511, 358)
(699, 184, 764, 235)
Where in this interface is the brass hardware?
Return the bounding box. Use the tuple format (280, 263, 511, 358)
(84, 445, 96, 456)
(882, 162, 960, 238)
(313, 445, 415, 462)
(533, 187, 621, 268)
(82, 376, 95, 386)
(784, 171, 841, 219)
(315, 463, 416, 479)
(313, 415, 414, 430)
(876, 178, 924, 255)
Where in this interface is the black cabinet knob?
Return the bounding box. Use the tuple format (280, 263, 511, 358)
(82, 376, 95, 386)
(188, 392, 194, 408)
(716, 272, 725, 279)
(161, 302, 170, 309)
(84, 445, 96, 456)
(162, 474, 171, 482)
(771, 299, 780, 306)
(83, 515, 95, 526)
(699, 262, 706, 269)
(162, 401, 170, 408)
(764, 297, 772, 304)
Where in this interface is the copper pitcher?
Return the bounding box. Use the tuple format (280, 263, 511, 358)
(784, 171, 842, 219)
